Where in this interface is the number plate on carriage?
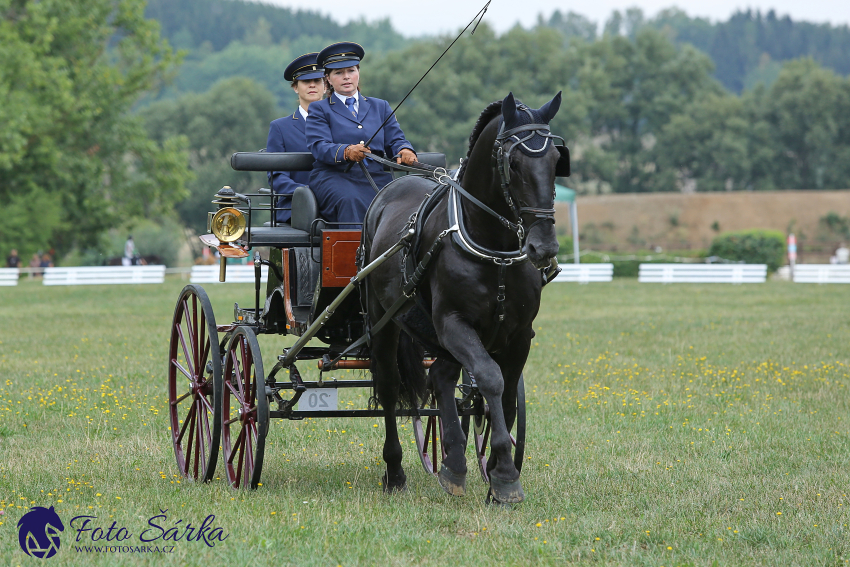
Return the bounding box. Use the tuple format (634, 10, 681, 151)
(298, 388, 338, 412)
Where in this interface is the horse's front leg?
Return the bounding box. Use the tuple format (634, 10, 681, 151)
(491, 326, 533, 477)
(429, 357, 466, 496)
(435, 314, 524, 503)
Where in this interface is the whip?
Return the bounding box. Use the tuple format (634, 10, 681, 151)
(344, 0, 491, 172)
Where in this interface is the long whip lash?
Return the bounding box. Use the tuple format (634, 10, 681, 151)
(345, 0, 491, 171)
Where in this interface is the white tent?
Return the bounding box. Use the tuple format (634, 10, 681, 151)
(555, 184, 579, 264)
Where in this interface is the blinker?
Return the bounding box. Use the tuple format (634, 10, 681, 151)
(555, 146, 570, 177)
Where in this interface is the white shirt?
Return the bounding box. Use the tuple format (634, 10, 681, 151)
(334, 91, 359, 116)
(298, 105, 308, 120)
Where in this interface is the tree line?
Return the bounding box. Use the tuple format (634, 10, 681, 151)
(541, 7, 850, 93)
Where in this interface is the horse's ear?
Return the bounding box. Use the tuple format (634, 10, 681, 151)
(538, 91, 562, 123)
(501, 92, 517, 125)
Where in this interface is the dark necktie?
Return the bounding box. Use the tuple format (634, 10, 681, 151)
(345, 96, 357, 118)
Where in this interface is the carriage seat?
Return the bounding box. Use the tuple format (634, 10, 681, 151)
(230, 150, 446, 248)
(250, 186, 321, 247)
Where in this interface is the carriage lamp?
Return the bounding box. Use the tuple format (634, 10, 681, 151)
(210, 207, 246, 242)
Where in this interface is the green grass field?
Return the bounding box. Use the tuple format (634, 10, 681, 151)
(1, 277, 848, 566)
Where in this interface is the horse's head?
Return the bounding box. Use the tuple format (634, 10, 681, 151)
(496, 92, 567, 268)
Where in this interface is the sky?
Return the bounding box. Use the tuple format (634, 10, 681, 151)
(262, 0, 849, 37)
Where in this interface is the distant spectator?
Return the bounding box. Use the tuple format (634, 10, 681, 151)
(123, 235, 135, 266)
(6, 249, 20, 268)
(29, 253, 41, 278)
(40, 253, 53, 270)
(836, 243, 849, 265)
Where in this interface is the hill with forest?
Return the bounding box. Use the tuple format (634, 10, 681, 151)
(144, 0, 408, 52)
(539, 7, 850, 93)
(141, 1, 850, 106)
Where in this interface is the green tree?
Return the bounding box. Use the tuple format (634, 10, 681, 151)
(758, 59, 850, 189)
(141, 77, 279, 234)
(654, 94, 753, 191)
(569, 29, 722, 192)
(0, 0, 191, 262)
(539, 10, 596, 42)
(368, 24, 587, 163)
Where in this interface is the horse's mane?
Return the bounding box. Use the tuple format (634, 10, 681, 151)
(457, 100, 503, 182)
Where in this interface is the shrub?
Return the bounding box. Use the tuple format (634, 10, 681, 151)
(557, 234, 574, 256)
(709, 229, 785, 272)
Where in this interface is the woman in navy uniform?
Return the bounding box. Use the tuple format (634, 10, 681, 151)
(306, 42, 417, 225)
(266, 53, 326, 223)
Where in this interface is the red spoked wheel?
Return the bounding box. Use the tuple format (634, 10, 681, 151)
(221, 326, 269, 489)
(464, 373, 526, 484)
(168, 285, 222, 482)
(412, 388, 445, 475)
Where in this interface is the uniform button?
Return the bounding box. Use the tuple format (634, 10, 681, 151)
(357, 125, 363, 129)
(360, 141, 364, 144)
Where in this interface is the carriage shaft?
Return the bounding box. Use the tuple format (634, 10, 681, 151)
(279, 230, 414, 367)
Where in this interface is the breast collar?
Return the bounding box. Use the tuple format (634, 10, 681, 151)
(445, 174, 527, 264)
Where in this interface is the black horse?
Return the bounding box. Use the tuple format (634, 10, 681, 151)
(363, 92, 564, 503)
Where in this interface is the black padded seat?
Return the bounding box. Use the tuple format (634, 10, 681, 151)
(291, 186, 321, 232)
(255, 187, 322, 246)
(248, 225, 313, 247)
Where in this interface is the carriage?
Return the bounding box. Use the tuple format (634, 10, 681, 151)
(167, 150, 526, 491)
(167, 92, 567, 503)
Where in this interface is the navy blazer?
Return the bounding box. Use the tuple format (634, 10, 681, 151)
(305, 93, 414, 223)
(266, 109, 311, 223)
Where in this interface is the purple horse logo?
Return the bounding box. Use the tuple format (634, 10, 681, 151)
(18, 506, 64, 559)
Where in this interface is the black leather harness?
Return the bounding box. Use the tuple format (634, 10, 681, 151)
(323, 127, 563, 368)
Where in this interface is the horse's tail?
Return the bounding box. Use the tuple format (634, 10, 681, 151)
(396, 331, 426, 410)
(370, 330, 426, 411)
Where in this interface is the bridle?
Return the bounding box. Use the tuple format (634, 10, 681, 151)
(363, 105, 567, 262)
(491, 105, 565, 241)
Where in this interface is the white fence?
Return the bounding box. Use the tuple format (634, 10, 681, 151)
(0, 268, 19, 286)
(190, 264, 268, 284)
(793, 264, 850, 284)
(552, 263, 614, 283)
(638, 263, 767, 284)
(43, 266, 166, 286)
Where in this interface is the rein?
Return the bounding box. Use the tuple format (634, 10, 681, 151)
(365, 153, 527, 261)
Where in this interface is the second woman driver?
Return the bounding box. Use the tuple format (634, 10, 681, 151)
(266, 52, 325, 224)
(306, 42, 417, 226)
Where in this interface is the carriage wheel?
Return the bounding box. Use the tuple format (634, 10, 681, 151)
(168, 285, 222, 482)
(221, 327, 269, 489)
(412, 388, 445, 476)
(463, 373, 526, 484)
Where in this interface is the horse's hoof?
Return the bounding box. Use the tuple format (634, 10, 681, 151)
(382, 472, 407, 494)
(484, 489, 514, 508)
(438, 464, 466, 497)
(488, 476, 524, 504)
